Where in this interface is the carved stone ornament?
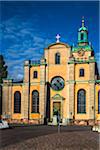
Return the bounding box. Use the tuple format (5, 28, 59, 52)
(78, 48, 85, 56)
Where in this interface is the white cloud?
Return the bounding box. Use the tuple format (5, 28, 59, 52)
(0, 15, 52, 80)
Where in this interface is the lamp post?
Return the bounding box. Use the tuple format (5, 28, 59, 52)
(57, 111, 60, 134)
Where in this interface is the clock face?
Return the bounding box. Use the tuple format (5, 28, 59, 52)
(51, 76, 65, 91)
(78, 49, 85, 56)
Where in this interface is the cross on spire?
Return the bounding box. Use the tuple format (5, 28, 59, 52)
(82, 16, 85, 27)
(56, 34, 60, 43)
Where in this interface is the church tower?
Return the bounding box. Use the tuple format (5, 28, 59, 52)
(78, 17, 88, 46)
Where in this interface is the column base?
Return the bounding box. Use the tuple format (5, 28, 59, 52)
(62, 118, 73, 125)
(74, 119, 95, 126)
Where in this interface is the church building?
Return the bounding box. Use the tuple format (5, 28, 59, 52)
(2, 19, 100, 125)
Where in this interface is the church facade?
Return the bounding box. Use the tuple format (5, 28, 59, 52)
(2, 19, 100, 125)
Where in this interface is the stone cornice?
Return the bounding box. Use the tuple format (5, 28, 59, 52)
(68, 59, 96, 64)
(46, 42, 70, 49)
(66, 80, 96, 84)
(51, 94, 65, 100)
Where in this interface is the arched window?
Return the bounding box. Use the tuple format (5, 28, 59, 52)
(32, 90, 39, 113)
(77, 89, 86, 113)
(98, 91, 100, 113)
(81, 33, 84, 40)
(14, 91, 21, 113)
(55, 53, 60, 64)
(33, 71, 38, 78)
(79, 69, 84, 77)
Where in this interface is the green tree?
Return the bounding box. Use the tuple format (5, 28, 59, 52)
(0, 55, 8, 83)
(0, 55, 8, 115)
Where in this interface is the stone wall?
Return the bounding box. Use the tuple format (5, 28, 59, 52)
(2, 79, 13, 119)
(67, 64, 75, 121)
(39, 59, 46, 124)
(89, 62, 95, 121)
(22, 60, 30, 119)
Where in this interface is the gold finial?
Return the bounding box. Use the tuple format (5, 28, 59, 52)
(82, 16, 84, 27)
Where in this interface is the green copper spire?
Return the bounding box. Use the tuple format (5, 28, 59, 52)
(78, 17, 88, 45)
(82, 16, 84, 27)
(79, 17, 87, 31)
(72, 17, 93, 52)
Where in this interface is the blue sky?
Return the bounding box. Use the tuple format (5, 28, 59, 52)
(0, 1, 99, 80)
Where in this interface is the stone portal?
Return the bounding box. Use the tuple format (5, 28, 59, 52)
(52, 102, 61, 125)
(53, 102, 61, 116)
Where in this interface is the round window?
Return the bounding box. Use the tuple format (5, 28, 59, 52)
(51, 76, 65, 91)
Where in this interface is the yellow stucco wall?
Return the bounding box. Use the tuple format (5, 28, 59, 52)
(96, 84, 100, 120)
(12, 85, 22, 119)
(30, 85, 40, 119)
(30, 66, 41, 119)
(75, 64, 89, 81)
(75, 83, 89, 120)
(3, 42, 100, 124)
(30, 66, 40, 83)
(45, 44, 70, 120)
(12, 83, 41, 120)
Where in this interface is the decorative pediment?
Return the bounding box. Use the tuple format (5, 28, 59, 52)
(51, 94, 65, 100)
(47, 42, 70, 49)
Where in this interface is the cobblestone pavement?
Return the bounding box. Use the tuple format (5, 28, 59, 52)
(0, 125, 99, 150)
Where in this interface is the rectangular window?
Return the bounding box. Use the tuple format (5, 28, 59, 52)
(33, 71, 38, 78)
(55, 53, 60, 64)
(81, 33, 84, 40)
(79, 69, 84, 77)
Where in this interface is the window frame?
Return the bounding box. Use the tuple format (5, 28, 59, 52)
(14, 91, 21, 113)
(79, 68, 84, 77)
(32, 90, 39, 113)
(98, 90, 100, 114)
(55, 52, 60, 64)
(33, 71, 38, 79)
(77, 89, 86, 114)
